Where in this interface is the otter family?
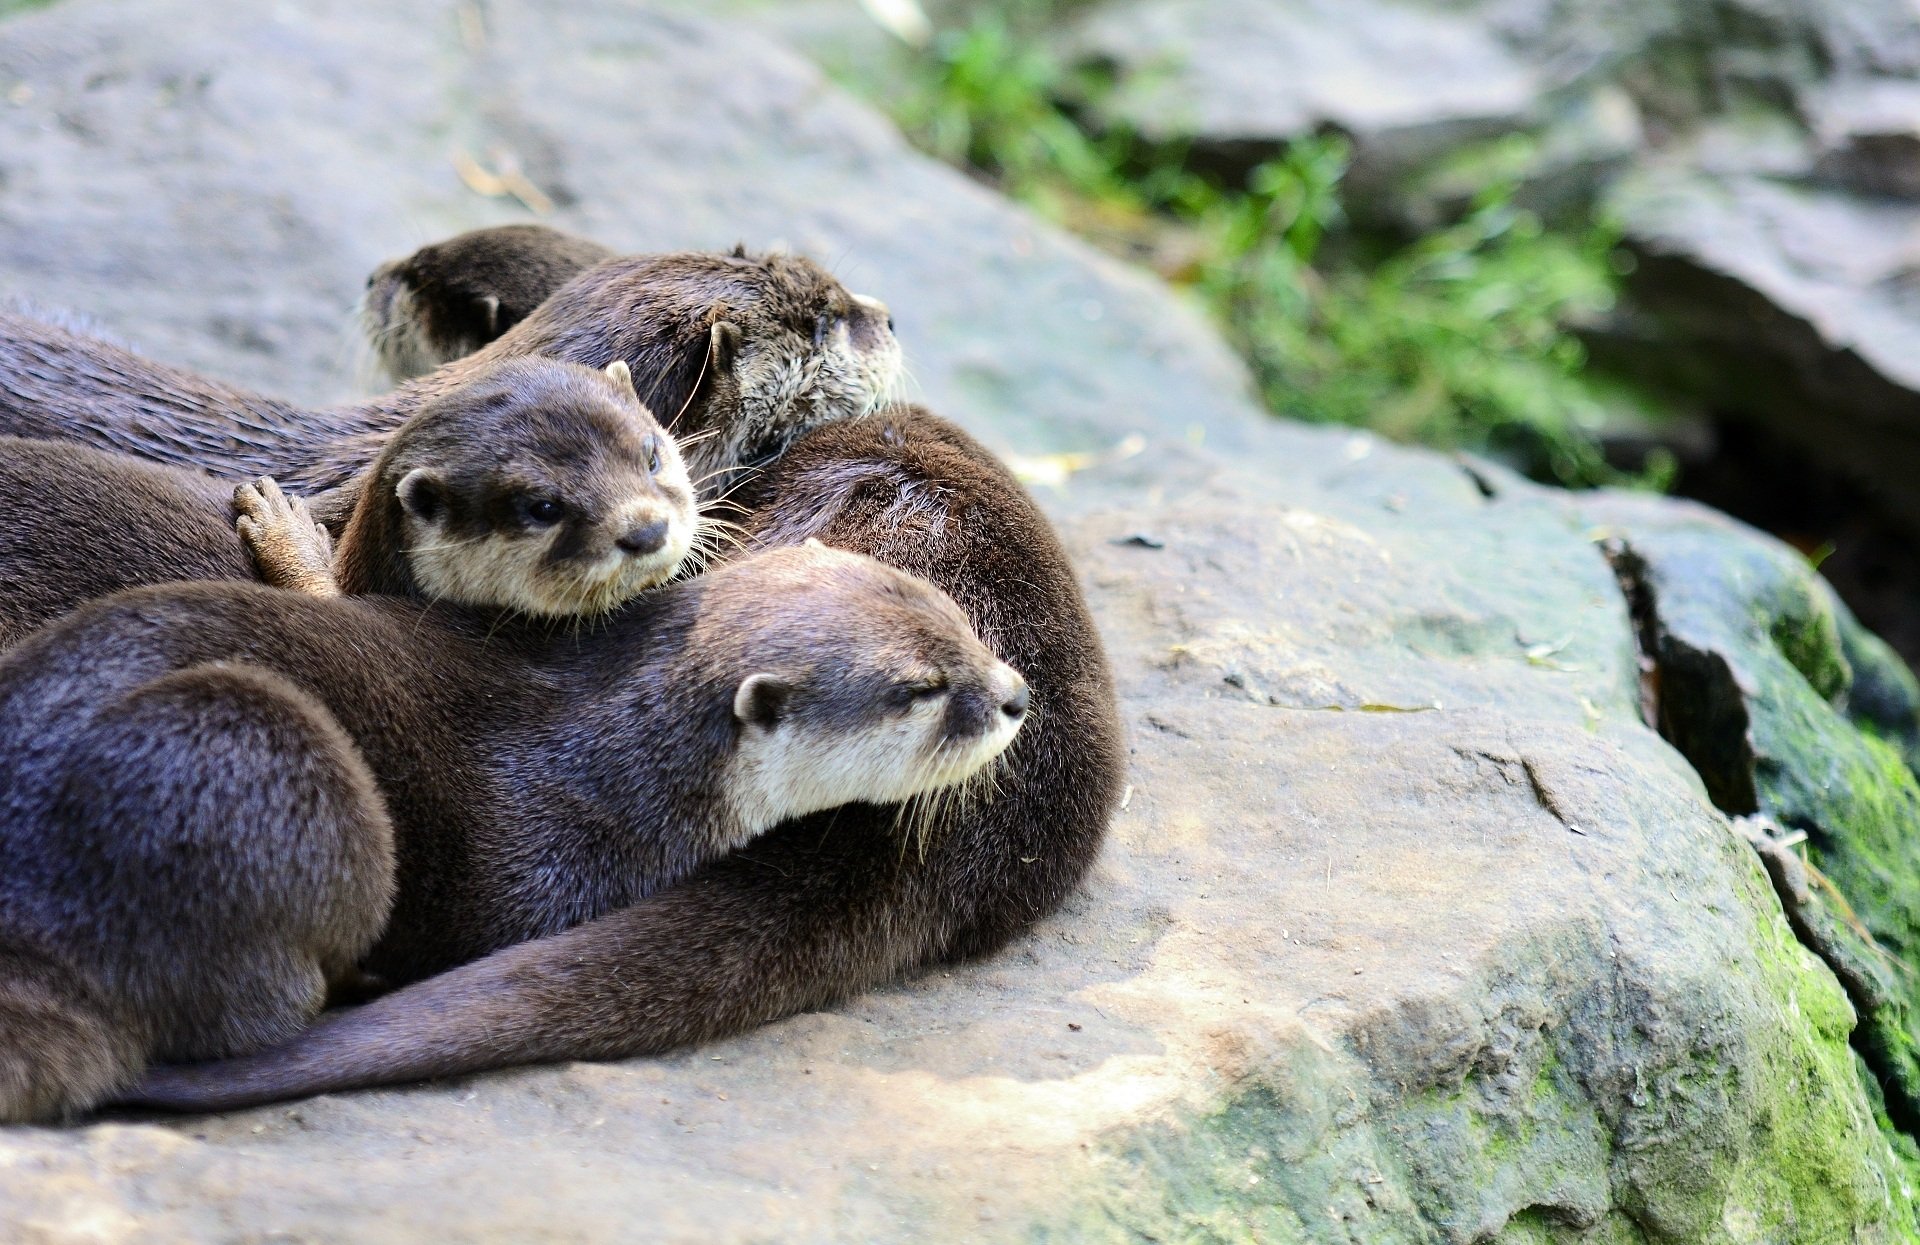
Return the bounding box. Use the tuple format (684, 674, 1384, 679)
(0, 228, 1124, 1119)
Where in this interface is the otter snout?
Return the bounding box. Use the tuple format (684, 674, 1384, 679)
(617, 518, 669, 556)
(1000, 673, 1030, 721)
(853, 293, 895, 336)
(601, 497, 693, 581)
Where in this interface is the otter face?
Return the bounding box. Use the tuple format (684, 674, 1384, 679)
(394, 359, 696, 617)
(719, 544, 1028, 836)
(361, 268, 451, 383)
(717, 276, 903, 482)
(370, 239, 905, 499)
(503, 250, 903, 498)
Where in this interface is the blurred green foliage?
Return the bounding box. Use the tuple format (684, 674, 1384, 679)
(875, 12, 1670, 489)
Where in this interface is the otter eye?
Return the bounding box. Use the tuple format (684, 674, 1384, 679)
(644, 436, 663, 476)
(521, 496, 567, 526)
(898, 678, 947, 705)
(812, 312, 841, 348)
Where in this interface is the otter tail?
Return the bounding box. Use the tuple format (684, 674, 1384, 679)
(118, 846, 915, 1112)
(0, 941, 143, 1123)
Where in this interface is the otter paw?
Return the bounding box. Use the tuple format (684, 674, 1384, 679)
(235, 477, 340, 598)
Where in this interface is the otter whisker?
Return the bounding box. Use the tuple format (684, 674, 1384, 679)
(692, 522, 748, 554)
(663, 335, 716, 434)
(696, 500, 754, 524)
(689, 462, 760, 491)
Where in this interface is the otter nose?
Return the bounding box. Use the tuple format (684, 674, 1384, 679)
(617, 518, 669, 556)
(1001, 678, 1030, 721)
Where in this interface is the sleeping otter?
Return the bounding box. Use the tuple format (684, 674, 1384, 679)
(0, 534, 1025, 1122)
(361, 225, 618, 381)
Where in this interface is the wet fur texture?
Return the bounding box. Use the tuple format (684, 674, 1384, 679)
(0, 537, 1011, 1121)
(0, 661, 397, 1120)
(126, 410, 1124, 1110)
(0, 438, 253, 651)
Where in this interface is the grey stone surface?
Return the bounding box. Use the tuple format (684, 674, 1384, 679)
(1604, 158, 1920, 535)
(0, 0, 1915, 1239)
(1070, 0, 1543, 170)
(1063, 0, 1920, 535)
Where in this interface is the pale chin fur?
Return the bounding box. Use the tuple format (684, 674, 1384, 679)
(725, 681, 1026, 839)
(405, 508, 694, 619)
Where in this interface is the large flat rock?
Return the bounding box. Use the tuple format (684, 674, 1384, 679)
(0, 0, 1912, 1239)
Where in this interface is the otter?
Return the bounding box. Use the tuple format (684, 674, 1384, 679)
(242, 357, 696, 618)
(0, 246, 899, 516)
(0, 535, 1026, 1122)
(124, 408, 1123, 1109)
(0, 357, 697, 650)
(362, 225, 617, 381)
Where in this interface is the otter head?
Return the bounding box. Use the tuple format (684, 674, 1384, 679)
(354, 357, 696, 617)
(395, 241, 900, 498)
(362, 226, 618, 382)
(706, 541, 1028, 837)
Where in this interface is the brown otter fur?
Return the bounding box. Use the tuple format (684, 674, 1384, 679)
(0, 438, 252, 652)
(362, 225, 618, 381)
(124, 407, 1124, 1109)
(0, 533, 1023, 1122)
(0, 247, 898, 515)
(0, 358, 697, 650)
(247, 357, 698, 618)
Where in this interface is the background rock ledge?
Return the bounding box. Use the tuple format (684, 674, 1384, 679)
(0, 1, 1914, 1240)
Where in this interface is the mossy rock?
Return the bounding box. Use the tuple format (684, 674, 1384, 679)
(1585, 490, 1920, 1153)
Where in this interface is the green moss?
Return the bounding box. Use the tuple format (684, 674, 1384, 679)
(1052, 904, 1910, 1241)
(1722, 853, 1916, 1237)
(1766, 577, 1851, 705)
(1837, 602, 1920, 773)
(1599, 511, 1920, 1228)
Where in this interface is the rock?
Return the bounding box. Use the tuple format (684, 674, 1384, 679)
(1063, 0, 1920, 538)
(0, 0, 1915, 1238)
(1069, 0, 1543, 176)
(1585, 489, 1920, 1141)
(1604, 161, 1920, 538)
(1057, 0, 1644, 232)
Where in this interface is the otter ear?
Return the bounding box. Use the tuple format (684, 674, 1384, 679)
(733, 673, 790, 730)
(729, 241, 748, 259)
(395, 468, 446, 522)
(604, 358, 638, 399)
(709, 320, 743, 373)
